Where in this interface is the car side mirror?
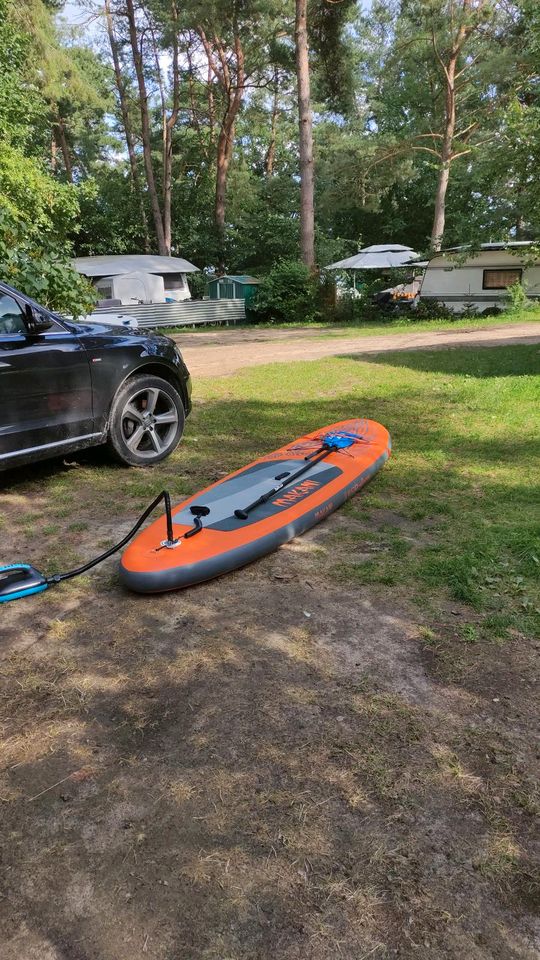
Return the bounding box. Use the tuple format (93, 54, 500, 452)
(24, 304, 53, 335)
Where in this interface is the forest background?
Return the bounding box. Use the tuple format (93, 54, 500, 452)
(1, 0, 539, 314)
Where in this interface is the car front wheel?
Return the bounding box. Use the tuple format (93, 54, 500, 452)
(108, 374, 185, 466)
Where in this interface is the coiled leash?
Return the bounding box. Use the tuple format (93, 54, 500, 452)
(0, 490, 178, 604)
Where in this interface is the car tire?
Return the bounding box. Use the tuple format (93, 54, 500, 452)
(107, 374, 185, 466)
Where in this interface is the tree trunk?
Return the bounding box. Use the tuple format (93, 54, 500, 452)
(199, 27, 245, 271)
(55, 117, 73, 182)
(264, 70, 279, 177)
(207, 61, 215, 145)
(162, 0, 180, 256)
(429, 0, 478, 251)
(162, 128, 173, 256)
(214, 50, 244, 270)
(516, 212, 526, 239)
(215, 115, 236, 263)
(430, 57, 456, 251)
(104, 0, 150, 252)
(295, 0, 315, 269)
(215, 125, 228, 251)
(431, 161, 451, 251)
(186, 43, 200, 133)
(125, 0, 168, 255)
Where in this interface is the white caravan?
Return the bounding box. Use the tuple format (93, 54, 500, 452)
(419, 241, 540, 313)
(73, 254, 199, 306)
(94, 270, 166, 306)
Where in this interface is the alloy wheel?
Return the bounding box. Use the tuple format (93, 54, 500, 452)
(120, 386, 179, 459)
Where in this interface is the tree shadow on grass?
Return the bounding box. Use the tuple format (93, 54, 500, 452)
(0, 565, 538, 960)
(1, 384, 538, 958)
(338, 341, 540, 379)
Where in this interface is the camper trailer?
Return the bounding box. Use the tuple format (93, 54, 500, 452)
(419, 242, 540, 313)
(94, 270, 166, 306)
(74, 254, 199, 307)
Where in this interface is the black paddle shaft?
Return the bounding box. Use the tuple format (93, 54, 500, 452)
(234, 443, 336, 521)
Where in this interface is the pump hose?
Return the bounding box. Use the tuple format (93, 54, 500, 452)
(47, 489, 176, 584)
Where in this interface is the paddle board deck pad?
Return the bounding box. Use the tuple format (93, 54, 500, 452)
(120, 419, 391, 594)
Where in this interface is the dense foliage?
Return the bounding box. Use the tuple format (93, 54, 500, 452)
(0, 0, 96, 313)
(1, 0, 539, 313)
(250, 260, 322, 324)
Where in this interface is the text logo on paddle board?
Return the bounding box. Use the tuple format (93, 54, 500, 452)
(272, 479, 320, 507)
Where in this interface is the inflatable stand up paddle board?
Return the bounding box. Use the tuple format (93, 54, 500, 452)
(120, 419, 390, 594)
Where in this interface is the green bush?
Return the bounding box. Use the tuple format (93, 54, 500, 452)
(250, 260, 322, 324)
(505, 281, 531, 312)
(335, 297, 388, 324)
(0, 211, 96, 317)
(187, 270, 207, 300)
(412, 298, 455, 320)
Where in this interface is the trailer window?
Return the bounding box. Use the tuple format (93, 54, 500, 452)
(97, 283, 113, 299)
(163, 274, 185, 290)
(482, 268, 522, 289)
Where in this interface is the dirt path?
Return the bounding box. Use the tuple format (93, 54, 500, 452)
(174, 321, 540, 377)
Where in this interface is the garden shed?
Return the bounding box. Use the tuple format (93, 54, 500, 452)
(208, 275, 260, 304)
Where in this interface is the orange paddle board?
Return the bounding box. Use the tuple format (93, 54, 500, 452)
(120, 418, 390, 593)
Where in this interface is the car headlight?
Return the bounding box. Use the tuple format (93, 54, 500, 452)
(173, 344, 186, 367)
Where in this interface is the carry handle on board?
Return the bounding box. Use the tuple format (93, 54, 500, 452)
(185, 505, 210, 539)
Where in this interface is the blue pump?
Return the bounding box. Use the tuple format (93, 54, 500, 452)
(0, 564, 49, 603)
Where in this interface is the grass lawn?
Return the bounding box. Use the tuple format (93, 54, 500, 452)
(166, 305, 540, 339)
(1, 343, 539, 959)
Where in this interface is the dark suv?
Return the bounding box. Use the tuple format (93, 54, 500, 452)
(0, 280, 191, 470)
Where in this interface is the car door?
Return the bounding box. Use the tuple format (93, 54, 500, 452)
(0, 290, 95, 463)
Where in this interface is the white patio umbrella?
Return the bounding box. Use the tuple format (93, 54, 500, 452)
(325, 244, 420, 271)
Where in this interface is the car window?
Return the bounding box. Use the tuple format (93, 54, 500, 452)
(0, 294, 26, 336)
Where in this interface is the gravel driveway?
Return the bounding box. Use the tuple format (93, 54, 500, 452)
(173, 321, 540, 377)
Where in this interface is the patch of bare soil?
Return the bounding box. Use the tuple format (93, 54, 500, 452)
(0, 506, 538, 959)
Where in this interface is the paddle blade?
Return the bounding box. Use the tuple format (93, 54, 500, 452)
(322, 430, 363, 450)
